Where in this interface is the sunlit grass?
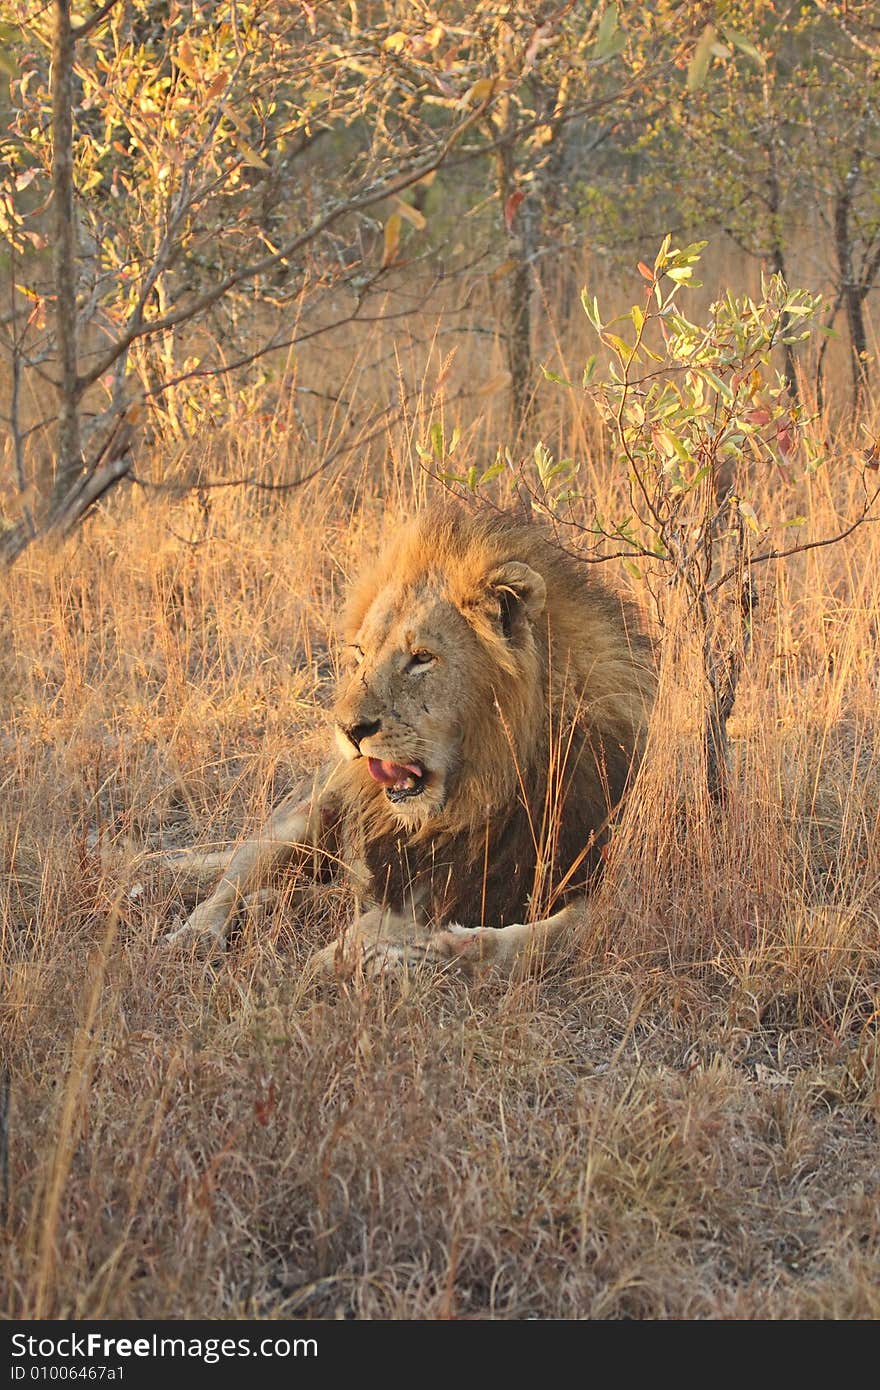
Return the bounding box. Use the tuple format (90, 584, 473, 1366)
(0, 263, 878, 1318)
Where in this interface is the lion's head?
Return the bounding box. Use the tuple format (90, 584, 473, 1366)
(332, 506, 654, 887)
(334, 551, 545, 826)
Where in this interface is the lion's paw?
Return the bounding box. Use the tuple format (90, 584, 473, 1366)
(426, 924, 507, 971)
(163, 905, 228, 951)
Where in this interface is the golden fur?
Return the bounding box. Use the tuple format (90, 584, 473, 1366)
(168, 503, 655, 974)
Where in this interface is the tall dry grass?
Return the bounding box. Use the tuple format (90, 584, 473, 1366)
(1, 256, 878, 1319)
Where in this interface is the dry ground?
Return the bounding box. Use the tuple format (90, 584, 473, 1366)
(1, 302, 879, 1319)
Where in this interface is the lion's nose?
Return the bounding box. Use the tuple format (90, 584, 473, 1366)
(343, 717, 381, 751)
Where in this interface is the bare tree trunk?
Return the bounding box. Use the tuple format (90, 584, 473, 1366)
(762, 72, 799, 404)
(833, 119, 870, 409)
(51, 0, 82, 501)
(493, 132, 533, 438)
(0, 1, 131, 565)
(508, 207, 534, 438)
(702, 576, 757, 805)
(767, 209, 799, 405)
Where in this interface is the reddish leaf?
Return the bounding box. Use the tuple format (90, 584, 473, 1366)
(776, 422, 796, 459)
(637, 261, 654, 282)
(205, 72, 227, 101)
(504, 190, 525, 231)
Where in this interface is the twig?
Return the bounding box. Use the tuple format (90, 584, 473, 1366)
(76, 96, 497, 393)
(72, 0, 120, 42)
(708, 482, 880, 594)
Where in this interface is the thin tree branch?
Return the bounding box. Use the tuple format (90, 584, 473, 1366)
(71, 0, 120, 42)
(76, 97, 497, 393)
(708, 483, 880, 594)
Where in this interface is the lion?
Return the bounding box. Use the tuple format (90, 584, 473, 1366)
(166, 503, 655, 975)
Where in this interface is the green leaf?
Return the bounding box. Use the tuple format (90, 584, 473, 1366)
(688, 25, 716, 92)
(534, 440, 553, 484)
(582, 354, 597, 387)
(581, 289, 602, 331)
(541, 365, 574, 388)
(653, 234, 672, 275)
(724, 28, 762, 63)
(592, 5, 621, 60)
(594, 29, 626, 61)
(604, 332, 634, 360)
(665, 431, 692, 462)
(698, 369, 733, 403)
(542, 460, 574, 484)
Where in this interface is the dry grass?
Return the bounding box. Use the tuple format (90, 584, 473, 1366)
(1, 268, 879, 1320)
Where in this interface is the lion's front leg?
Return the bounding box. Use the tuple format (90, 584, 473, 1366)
(165, 765, 342, 950)
(306, 905, 433, 981)
(307, 902, 583, 982)
(426, 903, 582, 975)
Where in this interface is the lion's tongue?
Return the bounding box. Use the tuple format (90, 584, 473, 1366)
(367, 757, 423, 790)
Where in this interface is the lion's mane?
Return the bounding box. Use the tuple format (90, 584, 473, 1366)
(331, 505, 655, 928)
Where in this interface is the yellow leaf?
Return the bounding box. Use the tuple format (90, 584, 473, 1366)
(230, 134, 270, 171)
(173, 39, 199, 80)
(459, 77, 495, 107)
(223, 104, 249, 135)
(384, 30, 408, 53)
(393, 196, 426, 230)
(381, 213, 401, 267)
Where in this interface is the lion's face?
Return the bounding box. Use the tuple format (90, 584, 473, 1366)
(333, 558, 547, 828)
(333, 583, 477, 822)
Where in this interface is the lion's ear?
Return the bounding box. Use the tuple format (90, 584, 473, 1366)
(487, 561, 546, 638)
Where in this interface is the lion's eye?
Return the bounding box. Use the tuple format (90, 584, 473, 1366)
(408, 649, 435, 670)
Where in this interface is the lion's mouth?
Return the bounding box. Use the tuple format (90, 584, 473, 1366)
(367, 757, 427, 802)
